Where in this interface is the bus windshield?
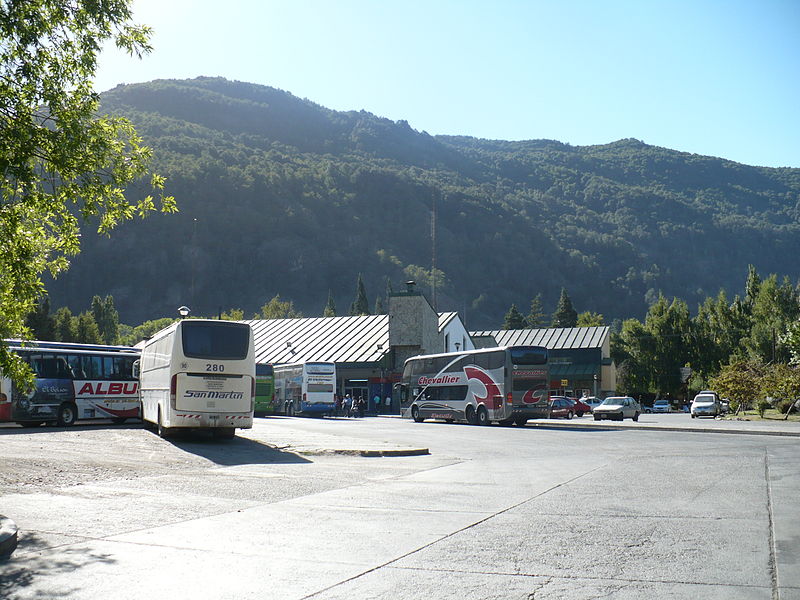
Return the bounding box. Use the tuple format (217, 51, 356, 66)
(181, 322, 251, 360)
(510, 347, 547, 365)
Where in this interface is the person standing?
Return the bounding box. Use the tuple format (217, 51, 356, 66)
(344, 394, 352, 417)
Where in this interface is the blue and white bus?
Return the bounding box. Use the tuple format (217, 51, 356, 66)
(0, 340, 140, 427)
(273, 362, 337, 416)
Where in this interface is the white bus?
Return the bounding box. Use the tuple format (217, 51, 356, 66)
(0, 340, 140, 427)
(138, 319, 255, 439)
(396, 345, 549, 426)
(273, 361, 336, 416)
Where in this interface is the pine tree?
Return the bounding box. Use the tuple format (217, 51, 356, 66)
(526, 293, 546, 328)
(552, 288, 578, 328)
(323, 290, 337, 317)
(25, 296, 55, 340)
(349, 274, 370, 316)
(76, 312, 102, 344)
(503, 304, 527, 329)
(53, 308, 77, 342)
(91, 295, 120, 345)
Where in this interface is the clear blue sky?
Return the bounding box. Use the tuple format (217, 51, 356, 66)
(95, 0, 800, 168)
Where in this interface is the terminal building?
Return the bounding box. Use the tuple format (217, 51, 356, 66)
(244, 286, 616, 412)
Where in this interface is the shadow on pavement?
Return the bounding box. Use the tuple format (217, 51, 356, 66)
(0, 532, 116, 599)
(164, 431, 312, 466)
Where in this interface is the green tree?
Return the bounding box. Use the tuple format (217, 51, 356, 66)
(502, 304, 527, 329)
(322, 290, 337, 317)
(76, 312, 102, 344)
(612, 318, 651, 395)
(691, 291, 749, 379)
(259, 295, 302, 319)
(118, 317, 174, 346)
(577, 311, 604, 327)
(710, 359, 764, 413)
(53, 307, 77, 342)
(526, 293, 546, 328)
(91, 295, 120, 345)
(644, 295, 693, 396)
(374, 296, 385, 315)
(0, 1, 176, 389)
(349, 273, 370, 316)
(25, 295, 54, 340)
(742, 275, 800, 363)
(551, 288, 577, 328)
(220, 308, 244, 320)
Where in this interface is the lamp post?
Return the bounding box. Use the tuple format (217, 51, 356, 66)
(593, 373, 598, 397)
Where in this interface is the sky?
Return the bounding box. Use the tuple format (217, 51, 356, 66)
(95, 0, 800, 168)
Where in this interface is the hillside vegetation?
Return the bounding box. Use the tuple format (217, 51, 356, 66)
(46, 77, 800, 328)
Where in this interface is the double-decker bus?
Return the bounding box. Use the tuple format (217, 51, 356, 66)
(138, 320, 255, 439)
(0, 340, 140, 427)
(254, 363, 276, 415)
(396, 346, 549, 426)
(273, 361, 336, 416)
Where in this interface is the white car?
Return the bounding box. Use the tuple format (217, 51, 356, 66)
(691, 391, 721, 418)
(651, 399, 671, 413)
(593, 396, 641, 422)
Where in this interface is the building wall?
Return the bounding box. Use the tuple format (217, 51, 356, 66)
(441, 318, 475, 353)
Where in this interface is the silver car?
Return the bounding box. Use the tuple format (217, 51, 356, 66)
(593, 396, 641, 422)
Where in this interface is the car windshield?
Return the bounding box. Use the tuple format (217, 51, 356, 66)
(655, 400, 669, 406)
(601, 397, 623, 405)
(694, 396, 714, 403)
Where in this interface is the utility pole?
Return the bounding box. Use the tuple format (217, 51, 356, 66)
(431, 191, 437, 310)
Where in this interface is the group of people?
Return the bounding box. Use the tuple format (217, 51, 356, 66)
(334, 393, 366, 418)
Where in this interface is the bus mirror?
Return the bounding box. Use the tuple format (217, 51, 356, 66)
(132, 359, 140, 378)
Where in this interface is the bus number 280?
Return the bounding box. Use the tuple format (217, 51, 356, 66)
(206, 364, 225, 372)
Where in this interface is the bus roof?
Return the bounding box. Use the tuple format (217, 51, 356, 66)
(4, 339, 139, 354)
(402, 345, 546, 365)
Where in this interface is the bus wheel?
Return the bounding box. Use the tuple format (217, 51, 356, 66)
(411, 405, 423, 423)
(476, 406, 490, 426)
(465, 405, 477, 425)
(514, 416, 528, 427)
(287, 404, 294, 417)
(157, 409, 172, 438)
(57, 403, 78, 427)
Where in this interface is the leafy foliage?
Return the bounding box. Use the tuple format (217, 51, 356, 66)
(0, 1, 175, 388)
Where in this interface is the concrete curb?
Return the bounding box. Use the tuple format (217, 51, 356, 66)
(0, 515, 18, 558)
(525, 420, 800, 437)
(298, 447, 430, 457)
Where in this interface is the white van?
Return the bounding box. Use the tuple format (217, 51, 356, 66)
(691, 390, 721, 418)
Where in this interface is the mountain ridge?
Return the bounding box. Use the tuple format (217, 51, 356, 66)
(45, 77, 800, 328)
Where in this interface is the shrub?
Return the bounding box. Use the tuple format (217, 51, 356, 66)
(777, 399, 797, 414)
(729, 399, 739, 413)
(756, 398, 771, 417)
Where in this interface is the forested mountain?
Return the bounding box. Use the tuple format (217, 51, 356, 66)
(46, 77, 800, 328)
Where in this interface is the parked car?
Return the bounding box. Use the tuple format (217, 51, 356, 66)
(582, 397, 603, 413)
(651, 399, 672, 413)
(568, 397, 591, 417)
(549, 397, 575, 419)
(593, 396, 641, 421)
(691, 390, 722, 418)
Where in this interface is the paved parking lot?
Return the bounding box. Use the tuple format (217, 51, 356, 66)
(1, 416, 798, 599)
